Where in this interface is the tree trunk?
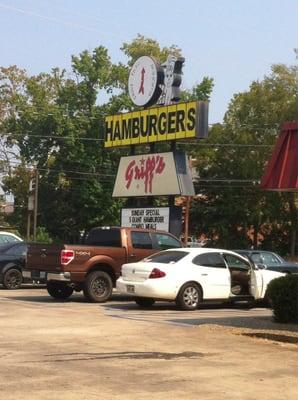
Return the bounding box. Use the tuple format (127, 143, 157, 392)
(253, 224, 258, 249)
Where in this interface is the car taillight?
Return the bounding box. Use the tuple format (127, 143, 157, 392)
(149, 268, 166, 279)
(61, 250, 74, 265)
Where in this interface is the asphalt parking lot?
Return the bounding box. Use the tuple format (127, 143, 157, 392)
(0, 286, 298, 400)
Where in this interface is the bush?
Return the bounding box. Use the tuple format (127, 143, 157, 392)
(266, 275, 298, 323)
(35, 227, 53, 244)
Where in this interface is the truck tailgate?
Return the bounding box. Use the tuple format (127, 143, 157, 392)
(26, 243, 64, 272)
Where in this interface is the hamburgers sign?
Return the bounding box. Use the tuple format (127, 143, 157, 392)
(104, 54, 209, 148)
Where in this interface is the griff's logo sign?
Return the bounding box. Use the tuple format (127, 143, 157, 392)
(113, 151, 195, 197)
(125, 155, 166, 194)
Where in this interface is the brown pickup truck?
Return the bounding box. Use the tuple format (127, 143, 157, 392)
(23, 226, 182, 302)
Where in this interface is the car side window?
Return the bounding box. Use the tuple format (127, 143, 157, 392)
(192, 253, 226, 268)
(261, 252, 280, 265)
(251, 253, 262, 264)
(152, 233, 181, 250)
(145, 251, 188, 264)
(131, 232, 153, 249)
(85, 228, 121, 247)
(224, 254, 250, 270)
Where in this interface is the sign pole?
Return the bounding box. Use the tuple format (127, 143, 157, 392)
(33, 169, 39, 241)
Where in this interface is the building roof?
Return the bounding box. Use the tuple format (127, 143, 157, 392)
(260, 122, 298, 191)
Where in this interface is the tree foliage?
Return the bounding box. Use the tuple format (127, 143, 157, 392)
(190, 64, 298, 255)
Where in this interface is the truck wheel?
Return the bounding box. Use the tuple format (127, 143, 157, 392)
(47, 282, 73, 299)
(176, 282, 202, 310)
(135, 297, 155, 307)
(3, 268, 23, 289)
(83, 271, 113, 303)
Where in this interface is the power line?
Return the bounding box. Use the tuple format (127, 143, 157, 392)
(11, 133, 104, 142)
(0, 159, 266, 180)
(195, 179, 260, 183)
(3, 132, 274, 147)
(37, 167, 115, 177)
(0, 3, 121, 37)
(4, 164, 263, 182)
(179, 142, 273, 148)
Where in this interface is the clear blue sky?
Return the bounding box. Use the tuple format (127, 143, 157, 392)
(0, 0, 297, 123)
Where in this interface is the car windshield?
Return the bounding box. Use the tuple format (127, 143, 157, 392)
(144, 250, 189, 264)
(0, 234, 21, 243)
(260, 252, 283, 265)
(251, 253, 263, 264)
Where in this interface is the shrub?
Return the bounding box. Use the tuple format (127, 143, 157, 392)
(35, 227, 53, 244)
(266, 275, 298, 323)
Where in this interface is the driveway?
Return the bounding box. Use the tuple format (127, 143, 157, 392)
(0, 287, 297, 400)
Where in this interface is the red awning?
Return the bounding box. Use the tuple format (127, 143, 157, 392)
(260, 122, 298, 191)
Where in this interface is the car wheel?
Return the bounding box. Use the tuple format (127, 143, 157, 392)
(176, 282, 202, 311)
(3, 268, 23, 289)
(83, 271, 113, 303)
(135, 297, 155, 307)
(46, 282, 74, 299)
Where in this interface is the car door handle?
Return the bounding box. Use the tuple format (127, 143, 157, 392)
(201, 273, 208, 276)
(129, 254, 136, 258)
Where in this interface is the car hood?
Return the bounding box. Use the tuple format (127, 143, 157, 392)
(261, 269, 284, 279)
(278, 261, 298, 268)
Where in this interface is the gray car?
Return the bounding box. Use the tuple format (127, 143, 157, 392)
(234, 250, 298, 274)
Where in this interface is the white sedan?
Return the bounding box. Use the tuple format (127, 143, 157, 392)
(116, 248, 284, 310)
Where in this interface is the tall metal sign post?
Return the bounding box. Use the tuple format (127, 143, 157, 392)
(104, 55, 209, 238)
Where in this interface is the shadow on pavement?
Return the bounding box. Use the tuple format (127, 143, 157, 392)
(106, 299, 298, 335)
(3, 289, 298, 337)
(1, 292, 88, 303)
(242, 332, 298, 344)
(105, 298, 263, 311)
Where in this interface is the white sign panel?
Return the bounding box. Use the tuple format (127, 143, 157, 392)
(121, 207, 170, 231)
(113, 152, 181, 197)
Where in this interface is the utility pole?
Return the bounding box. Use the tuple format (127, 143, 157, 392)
(26, 212, 31, 240)
(184, 196, 192, 246)
(33, 168, 39, 241)
(27, 174, 35, 240)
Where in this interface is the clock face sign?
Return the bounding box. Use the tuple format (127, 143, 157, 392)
(128, 56, 161, 107)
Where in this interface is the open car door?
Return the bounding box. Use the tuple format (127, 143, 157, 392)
(249, 267, 263, 299)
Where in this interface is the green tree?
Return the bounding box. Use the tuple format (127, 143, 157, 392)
(121, 34, 181, 67)
(190, 64, 298, 255)
(0, 56, 122, 241)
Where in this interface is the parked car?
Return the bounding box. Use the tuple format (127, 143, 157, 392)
(116, 248, 284, 310)
(234, 250, 298, 274)
(0, 231, 23, 244)
(0, 242, 28, 289)
(180, 236, 208, 248)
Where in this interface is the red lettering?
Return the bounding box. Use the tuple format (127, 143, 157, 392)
(138, 68, 145, 95)
(125, 160, 136, 189)
(124, 156, 166, 193)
